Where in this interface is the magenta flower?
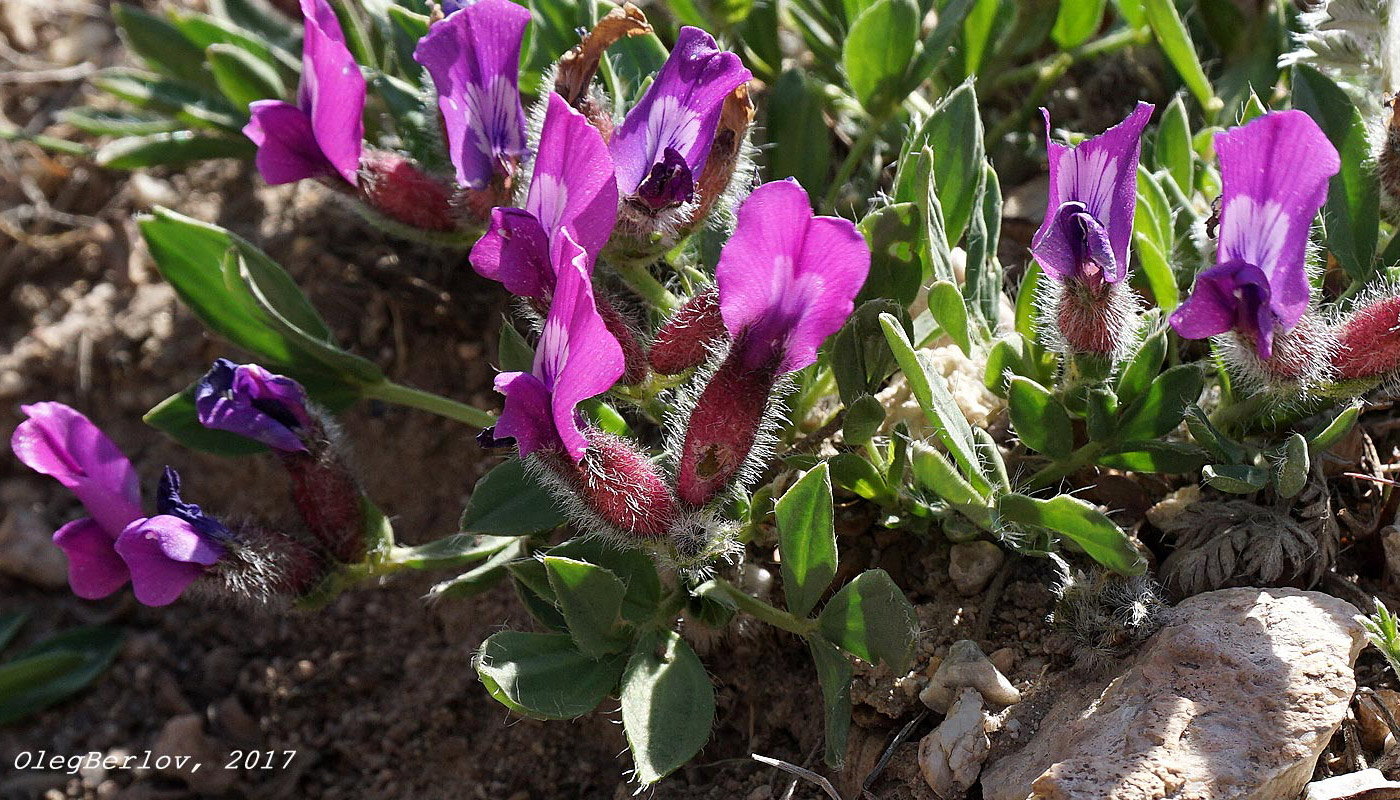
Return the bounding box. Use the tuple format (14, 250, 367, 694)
(493, 232, 625, 461)
(676, 180, 869, 507)
(470, 92, 618, 299)
(1170, 111, 1340, 359)
(413, 0, 530, 190)
(610, 27, 750, 215)
(242, 0, 365, 186)
(715, 180, 871, 373)
(1032, 102, 1153, 288)
(195, 359, 311, 453)
(11, 403, 226, 606)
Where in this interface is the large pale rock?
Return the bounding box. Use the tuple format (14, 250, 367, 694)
(982, 588, 1365, 800)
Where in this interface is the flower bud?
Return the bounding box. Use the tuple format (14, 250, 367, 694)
(650, 288, 725, 375)
(1332, 292, 1400, 382)
(593, 294, 650, 385)
(1050, 279, 1139, 358)
(276, 418, 365, 564)
(211, 521, 333, 605)
(356, 149, 459, 233)
(675, 350, 778, 508)
(535, 431, 678, 537)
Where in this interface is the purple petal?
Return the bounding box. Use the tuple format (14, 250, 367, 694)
(716, 180, 871, 373)
(470, 207, 552, 299)
(610, 26, 751, 197)
(493, 371, 554, 457)
(413, 0, 529, 189)
(195, 359, 310, 453)
(243, 101, 338, 185)
(114, 515, 222, 607)
(156, 466, 233, 541)
(296, 0, 365, 185)
(1169, 260, 1276, 357)
(1215, 110, 1339, 332)
(1039, 101, 1153, 277)
(1032, 201, 1119, 285)
(52, 518, 130, 600)
(537, 232, 626, 461)
(528, 92, 620, 263)
(11, 402, 142, 538)
(634, 147, 694, 213)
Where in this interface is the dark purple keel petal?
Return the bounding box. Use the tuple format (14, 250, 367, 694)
(298, 0, 365, 185)
(1037, 101, 1153, 277)
(11, 402, 143, 538)
(244, 100, 337, 185)
(1032, 202, 1120, 286)
(633, 147, 694, 214)
(470, 207, 553, 298)
(716, 180, 870, 373)
(1169, 260, 1276, 357)
(115, 516, 222, 607)
(195, 359, 309, 453)
(413, 0, 529, 189)
(1215, 110, 1339, 332)
(156, 467, 233, 542)
(610, 26, 750, 196)
(53, 517, 129, 600)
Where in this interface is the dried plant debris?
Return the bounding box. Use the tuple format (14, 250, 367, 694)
(1048, 559, 1166, 673)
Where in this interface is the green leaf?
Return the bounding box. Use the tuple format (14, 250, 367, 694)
(1307, 401, 1361, 453)
(1142, 0, 1221, 114)
(1203, 463, 1268, 493)
(391, 533, 517, 570)
(544, 556, 632, 658)
(809, 636, 854, 769)
(996, 493, 1145, 574)
(427, 538, 527, 600)
(766, 69, 831, 195)
(830, 300, 910, 404)
(1292, 65, 1381, 282)
(911, 441, 984, 507)
(207, 0, 299, 46)
(620, 630, 716, 784)
(171, 10, 301, 77)
(1183, 404, 1247, 463)
(817, 569, 917, 671)
(1051, 0, 1107, 49)
(827, 453, 895, 504)
(964, 161, 1003, 328)
(475, 631, 626, 720)
(547, 538, 662, 623)
(842, 0, 919, 115)
(1115, 364, 1202, 442)
(460, 458, 566, 535)
(1154, 95, 1194, 195)
(207, 42, 286, 109)
(387, 5, 431, 78)
(903, 0, 975, 92)
(497, 318, 535, 373)
(914, 82, 984, 243)
(143, 383, 271, 456)
(1133, 233, 1178, 312)
(93, 68, 244, 132)
(112, 4, 216, 89)
(843, 395, 887, 446)
(962, 0, 999, 75)
(983, 334, 1028, 396)
(856, 204, 924, 306)
(879, 313, 988, 493)
(94, 131, 254, 169)
(57, 108, 183, 136)
(1096, 440, 1209, 473)
(1115, 313, 1167, 407)
(777, 464, 838, 618)
(0, 625, 124, 724)
(928, 280, 972, 356)
(1274, 433, 1310, 499)
(1007, 377, 1074, 459)
(1241, 89, 1268, 122)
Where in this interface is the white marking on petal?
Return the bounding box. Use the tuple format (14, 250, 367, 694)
(1221, 196, 1288, 277)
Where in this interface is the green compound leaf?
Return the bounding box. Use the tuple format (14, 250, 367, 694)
(459, 458, 566, 536)
(475, 631, 626, 720)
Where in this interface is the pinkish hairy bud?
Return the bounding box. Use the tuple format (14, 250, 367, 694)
(214, 522, 334, 605)
(1224, 312, 1335, 389)
(1054, 280, 1135, 356)
(1333, 294, 1400, 381)
(276, 412, 364, 563)
(536, 431, 677, 536)
(594, 293, 649, 385)
(650, 288, 725, 375)
(676, 352, 777, 507)
(357, 150, 458, 232)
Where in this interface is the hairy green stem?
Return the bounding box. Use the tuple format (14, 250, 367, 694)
(364, 380, 497, 428)
(616, 263, 681, 313)
(706, 578, 818, 635)
(1023, 441, 1107, 491)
